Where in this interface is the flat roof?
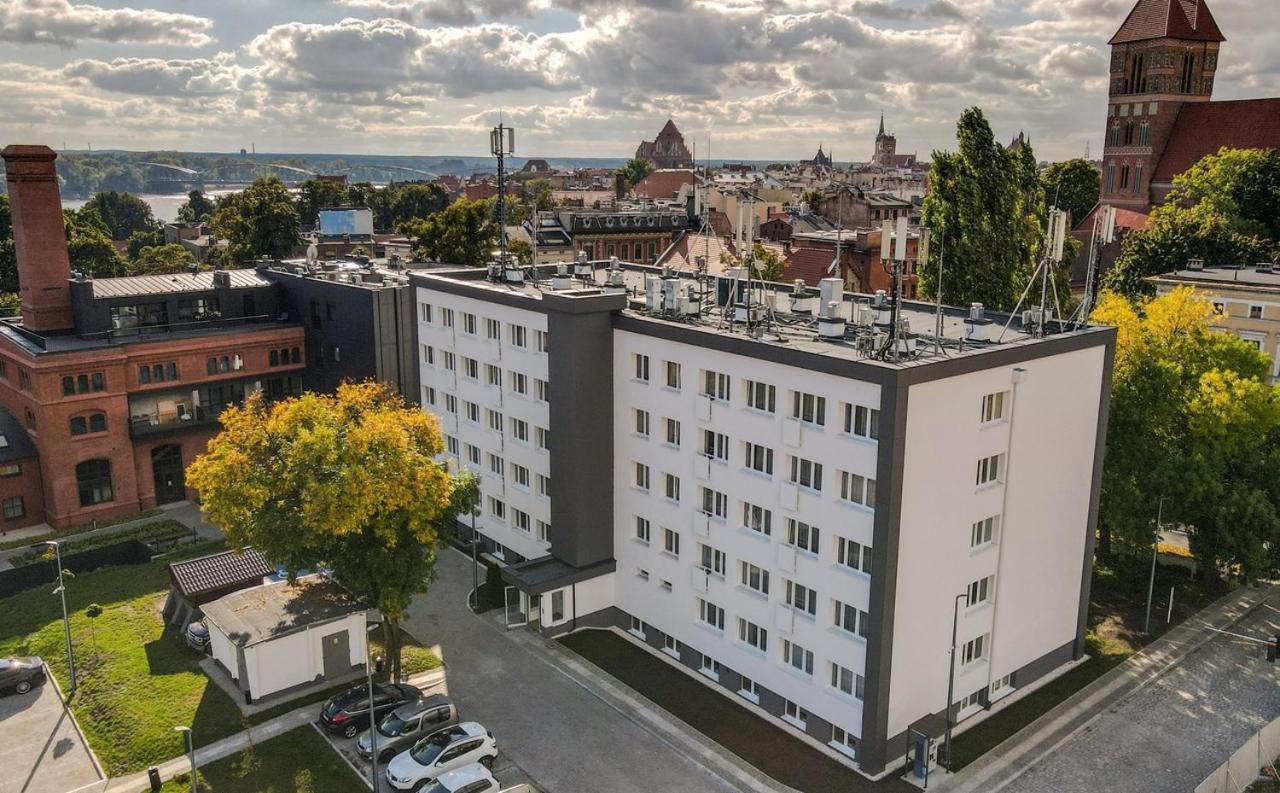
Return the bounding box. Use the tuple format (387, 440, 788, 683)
(1149, 266, 1280, 292)
(412, 262, 1110, 371)
(88, 269, 273, 299)
(202, 576, 364, 647)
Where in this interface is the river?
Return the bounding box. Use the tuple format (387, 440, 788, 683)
(61, 189, 243, 224)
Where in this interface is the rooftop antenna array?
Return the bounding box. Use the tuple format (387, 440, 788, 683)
(874, 216, 930, 361)
(1069, 204, 1116, 329)
(1001, 206, 1069, 341)
(490, 121, 517, 281)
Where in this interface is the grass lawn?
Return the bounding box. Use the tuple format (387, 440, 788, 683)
(371, 629, 442, 677)
(7, 519, 194, 566)
(0, 508, 164, 551)
(155, 726, 365, 793)
(947, 556, 1232, 770)
(0, 541, 249, 776)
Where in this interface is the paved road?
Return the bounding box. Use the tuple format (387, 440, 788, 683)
(997, 588, 1280, 793)
(404, 549, 741, 793)
(0, 673, 101, 793)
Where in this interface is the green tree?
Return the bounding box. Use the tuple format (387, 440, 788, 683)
(617, 158, 655, 190)
(83, 191, 157, 240)
(296, 179, 350, 228)
(125, 228, 165, 259)
(210, 177, 302, 262)
(130, 244, 195, 275)
(186, 381, 467, 681)
(1091, 287, 1280, 579)
(523, 179, 555, 212)
(0, 194, 15, 293)
(508, 238, 534, 267)
(176, 190, 215, 224)
(920, 107, 1036, 311)
(399, 198, 497, 266)
(64, 207, 125, 277)
(388, 183, 449, 226)
(798, 190, 824, 212)
(1041, 159, 1100, 229)
(1105, 147, 1280, 298)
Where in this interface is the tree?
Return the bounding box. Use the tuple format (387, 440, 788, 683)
(186, 382, 466, 681)
(125, 228, 165, 259)
(0, 194, 15, 294)
(388, 183, 449, 226)
(130, 244, 195, 275)
(1105, 147, 1280, 298)
(210, 177, 302, 262)
(508, 238, 533, 267)
(919, 107, 1037, 311)
(176, 190, 215, 224)
(85, 603, 102, 650)
(297, 179, 350, 228)
(399, 198, 496, 266)
(64, 207, 125, 277)
(523, 179, 555, 213)
(798, 190, 824, 212)
(617, 158, 655, 190)
(83, 191, 158, 240)
(1041, 159, 1100, 229)
(1091, 287, 1280, 579)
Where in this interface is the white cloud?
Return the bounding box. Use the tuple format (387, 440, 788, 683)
(0, 0, 215, 47)
(62, 56, 241, 96)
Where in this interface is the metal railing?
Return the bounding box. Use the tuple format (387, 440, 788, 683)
(1194, 714, 1280, 792)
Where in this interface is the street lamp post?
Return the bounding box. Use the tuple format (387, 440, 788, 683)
(1144, 496, 1169, 635)
(173, 725, 196, 793)
(367, 639, 380, 791)
(943, 591, 969, 771)
(35, 540, 75, 694)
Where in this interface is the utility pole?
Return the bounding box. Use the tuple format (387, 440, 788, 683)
(1144, 495, 1169, 634)
(35, 540, 75, 693)
(944, 591, 969, 770)
(366, 640, 379, 789)
(470, 503, 481, 613)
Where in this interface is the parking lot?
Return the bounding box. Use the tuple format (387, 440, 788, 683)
(0, 670, 102, 793)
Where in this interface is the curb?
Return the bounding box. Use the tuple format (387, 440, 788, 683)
(45, 661, 107, 782)
(935, 583, 1275, 793)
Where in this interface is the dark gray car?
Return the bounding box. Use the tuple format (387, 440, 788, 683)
(0, 657, 46, 696)
(356, 694, 459, 763)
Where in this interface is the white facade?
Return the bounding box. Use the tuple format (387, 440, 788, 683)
(417, 288, 553, 562)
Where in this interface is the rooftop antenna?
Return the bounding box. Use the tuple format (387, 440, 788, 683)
(1071, 204, 1117, 328)
(931, 228, 945, 356)
(491, 119, 516, 269)
(1000, 205, 1069, 341)
(875, 215, 924, 362)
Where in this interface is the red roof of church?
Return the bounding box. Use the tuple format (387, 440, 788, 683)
(1110, 0, 1224, 45)
(785, 247, 838, 286)
(1153, 98, 1280, 183)
(632, 169, 695, 199)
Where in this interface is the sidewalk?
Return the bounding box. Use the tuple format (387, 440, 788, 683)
(933, 582, 1276, 793)
(0, 501, 221, 569)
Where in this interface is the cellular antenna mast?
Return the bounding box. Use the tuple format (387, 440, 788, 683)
(1071, 205, 1116, 328)
(491, 120, 515, 268)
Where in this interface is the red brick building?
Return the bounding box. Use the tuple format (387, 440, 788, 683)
(635, 120, 694, 170)
(0, 145, 306, 529)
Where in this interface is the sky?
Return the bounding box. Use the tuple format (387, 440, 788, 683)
(0, 0, 1277, 162)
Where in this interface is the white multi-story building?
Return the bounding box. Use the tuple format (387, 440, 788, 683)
(411, 263, 1114, 778)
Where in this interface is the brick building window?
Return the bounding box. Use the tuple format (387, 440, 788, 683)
(76, 459, 114, 506)
(62, 373, 105, 395)
(70, 413, 107, 436)
(139, 363, 179, 384)
(0, 464, 19, 477)
(2, 496, 23, 520)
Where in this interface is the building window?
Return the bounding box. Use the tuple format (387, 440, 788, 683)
(698, 598, 725, 631)
(844, 404, 879, 439)
(664, 361, 681, 389)
(967, 575, 994, 607)
(70, 413, 107, 436)
(487, 454, 504, 477)
(537, 521, 551, 543)
(836, 536, 872, 574)
(462, 312, 477, 335)
(664, 417, 681, 447)
(509, 371, 528, 395)
(440, 308, 454, 327)
(785, 579, 817, 616)
(511, 463, 530, 488)
(830, 663, 865, 700)
(662, 527, 680, 557)
(745, 443, 774, 475)
(786, 518, 820, 554)
(76, 459, 114, 506)
(634, 409, 650, 437)
(791, 391, 826, 426)
(509, 324, 527, 348)
(487, 409, 503, 432)
(700, 429, 728, 461)
(485, 364, 502, 387)
(634, 463, 650, 491)
(831, 727, 858, 758)
(177, 297, 220, 323)
(743, 502, 772, 536)
(24, 408, 35, 430)
(63, 372, 105, 395)
(536, 427, 550, 451)
(511, 418, 529, 443)
(834, 599, 871, 639)
(485, 317, 500, 339)
(663, 634, 679, 656)
(1250, 305, 1264, 320)
(981, 391, 1007, 423)
(702, 370, 730, 401)
(419, 302, 433, 323)
(537, 474, 550, 497)
(488, 497, 505, 520)
(550, 590, 565, 621)
(788, 456, 823, 492)
(746, 380, 776, 412)
(972, 515, 999, 547)
(2, 496, 24, 520)
(535, 378, 548, 402)
(513, 509, 531, 533)
(0, 464, 20, 477)
(463, 357, 479, 380)
(535, 330, 548, 353)
(961, 634, 989, 666)
(740, 562, 769, 596)
(442, 351, 456, 371)
(634, 353, 650, 382)
(976, 454, 1004, 487)
(635, 516, 651, 544)
(839, 471, 876, 508)
(664, 473, 680, 502)
(698, 543, 726, 576)
(783, 700, 807, 729)
(699, 487, 728, 520)
(700, 654, 720, 679)
(782, 639, 814, 676)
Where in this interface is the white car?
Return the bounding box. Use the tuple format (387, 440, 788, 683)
(418, 764, 500, 793)
(385, 722, 498, 792)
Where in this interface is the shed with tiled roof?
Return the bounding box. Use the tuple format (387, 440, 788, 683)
(163, 546, 275, 629)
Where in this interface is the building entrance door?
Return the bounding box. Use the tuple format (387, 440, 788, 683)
(152, 444, 185, 504)
(321, 630, 350, 678)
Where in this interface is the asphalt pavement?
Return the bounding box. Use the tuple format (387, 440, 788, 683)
(0, 672, 102, 793)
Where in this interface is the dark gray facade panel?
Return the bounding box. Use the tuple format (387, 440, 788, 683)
(858, 370, 909, 777)
(546, 307, 616, 568)
(1076, 337, 1116, 657)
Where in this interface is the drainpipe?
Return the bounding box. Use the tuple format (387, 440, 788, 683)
(985, 367, 1024, 698)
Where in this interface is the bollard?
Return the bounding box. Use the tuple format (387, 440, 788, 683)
(147, 766, 162, 792)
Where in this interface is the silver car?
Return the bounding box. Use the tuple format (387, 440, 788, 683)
(356, 694, 459, 763)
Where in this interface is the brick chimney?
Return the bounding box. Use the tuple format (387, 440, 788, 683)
(2, 145, 74, 332)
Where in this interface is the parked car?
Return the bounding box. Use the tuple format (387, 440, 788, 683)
(0, 656, 47, 696)
(320, 682, 423, 739)
(185, 620, 210, 652)
(418, 764, 500, 793)
(357, 694, 460, 763)
(385, 722, 498, 792)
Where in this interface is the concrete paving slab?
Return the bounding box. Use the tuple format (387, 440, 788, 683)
(0, 671, 102, 793)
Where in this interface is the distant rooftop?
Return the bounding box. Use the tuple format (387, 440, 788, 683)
(1149, 264, 1280, 291)
(88, 269, 272, 299)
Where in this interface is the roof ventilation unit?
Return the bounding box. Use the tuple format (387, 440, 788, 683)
(645, 274, 661, 312)
(504, 259, 524, 284)
(680, 284, 701, 316)
(1186, 258, 1205, 271)
(574, 251, 593, 278)
(487, 262, 502, 281)
(965, 302, 992, 342)
(854, 300, 874, 327)
(662, 278, 680, 312)
(604, 264, 626, 293)
(552, 263, 573, 290)
(818, 300, 846, 339)
(1256, 262, 1275, 274)
(212, 270, 232, 288)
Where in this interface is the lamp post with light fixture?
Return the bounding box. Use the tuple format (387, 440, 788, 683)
(173, 725, 196, 793)
(34, 540, 75, 694)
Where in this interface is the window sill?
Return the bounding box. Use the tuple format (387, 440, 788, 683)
(628, 628, 646, 641)
(662, 647, 681, 660)
(975, 481, 1003, 493)
(633, 537, 651, 547)
(969, 541, 997, 557)
(828, 741, 858, 761)
(736, 585, 770, 603)
(737, 689, 760, 705)
(737, 526, 772, 542)
(660, 550, 679, 561)
(833, 563, 872, 580)
(829, 625, 868, 643)
(698, 667, 721, 683)
(779, 664, 815, 684)
(837, 500, 876, 515)
(735, 642, 768, 660)
(782, 715, 808, 731)
(741, 469, 774, 482)
(839, 432, 879, 446)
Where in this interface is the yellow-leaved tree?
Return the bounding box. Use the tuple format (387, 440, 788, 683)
(187, 381, 478, 680)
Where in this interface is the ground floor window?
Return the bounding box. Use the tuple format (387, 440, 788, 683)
(830, 726, 858, 758)
(76, 459, 113, 507)
(2, 496, 23, 520)
(783, 699, 808, 729)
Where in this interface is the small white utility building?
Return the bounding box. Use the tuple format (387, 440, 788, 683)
(202, 576, 367, 704)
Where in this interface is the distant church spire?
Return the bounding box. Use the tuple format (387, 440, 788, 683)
(878, 112, 885, 137)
